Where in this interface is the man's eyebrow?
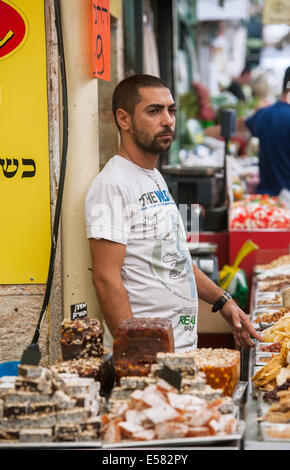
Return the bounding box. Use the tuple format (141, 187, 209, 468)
(145, 102, 177, 110)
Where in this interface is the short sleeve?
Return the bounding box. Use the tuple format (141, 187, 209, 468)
(85, 180, 132, 245)
(245, 109, 263, 137)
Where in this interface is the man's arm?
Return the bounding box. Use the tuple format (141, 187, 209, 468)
(89, 238, 132, 338)
(193, 264, 263, 348)
(203, 117, 250, 139)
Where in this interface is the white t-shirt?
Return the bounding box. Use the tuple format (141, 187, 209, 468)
(85, 155, 198, 351)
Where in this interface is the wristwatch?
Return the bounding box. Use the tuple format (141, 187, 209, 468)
(211, 291, 232, 312)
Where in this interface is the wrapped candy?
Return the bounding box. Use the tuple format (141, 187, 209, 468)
(230, 194, 290, 230)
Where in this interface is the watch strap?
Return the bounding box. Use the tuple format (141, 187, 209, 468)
(212, 291, 232, 312)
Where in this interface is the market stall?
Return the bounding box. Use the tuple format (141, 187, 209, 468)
(0, 316, 247, 450)
(1, 278, 289, 451)
(243, 255, 290, 449)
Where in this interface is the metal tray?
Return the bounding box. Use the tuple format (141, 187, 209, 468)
(251, 308, 278, 328)
(161, 164, 223, 176)
(0, 441, 102, 449)
(161, 164, 224, 176)
(256, 282, 279, 293)
(260, 422, 290, 442)
(255, 342, 281, 355)
(102, 422, 245, 449)
(254, 292, 282, 309)
(255, 354, 275, 366)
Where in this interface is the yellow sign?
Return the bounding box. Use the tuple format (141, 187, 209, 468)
(0, 0, 51, 284)
(110, 0, 121, 19)
(263, 0, 290, 24)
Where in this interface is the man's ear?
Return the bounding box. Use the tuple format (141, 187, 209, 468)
(116, 108, 131, 131)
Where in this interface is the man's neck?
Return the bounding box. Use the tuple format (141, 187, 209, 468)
(118, 143, 159, 170)
(281, 92, 290, 103)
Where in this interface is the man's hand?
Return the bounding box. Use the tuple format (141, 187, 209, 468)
(192, 264, 263, 349)
(219, 298, 263, 348)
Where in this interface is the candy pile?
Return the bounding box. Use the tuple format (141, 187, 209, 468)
(60, 318, 103, 361)
(101, 379, 237, 444)
(0, 365, 101, 443)
(230, 194, 290, 230)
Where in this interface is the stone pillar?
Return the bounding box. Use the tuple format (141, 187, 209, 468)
(59, 0, 100, 327)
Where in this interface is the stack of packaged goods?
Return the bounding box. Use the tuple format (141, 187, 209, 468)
(0, 364, 101, 443)
(53, 317, 114, 397)
(51, 357, 114, 399)
(252, 341, 290, 441)
(250, 254, 290, 442)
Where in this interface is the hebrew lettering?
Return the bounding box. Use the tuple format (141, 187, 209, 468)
(21, 158, 36, 178)
(0, 157, 36, 178)
(0, 157, 19, 178)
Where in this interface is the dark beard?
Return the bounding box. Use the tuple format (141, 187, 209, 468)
(132, 126, 173, 155)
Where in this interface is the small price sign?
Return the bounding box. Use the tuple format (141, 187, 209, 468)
(92, 0, 110, 81)
(70, 302, 88, 320)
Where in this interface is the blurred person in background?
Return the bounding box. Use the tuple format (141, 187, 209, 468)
(226, 65, 253, 102)
(205, 66, 290, 196)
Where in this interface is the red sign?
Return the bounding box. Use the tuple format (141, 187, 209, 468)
(0, 0, 28, 60)
(92, 0, 110, 81)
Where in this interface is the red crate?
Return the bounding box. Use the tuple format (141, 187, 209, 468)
(229, 230, 290, 284)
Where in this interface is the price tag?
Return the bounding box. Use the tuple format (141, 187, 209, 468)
(92, 0, 110, 81)
(70, 302, 88, 320)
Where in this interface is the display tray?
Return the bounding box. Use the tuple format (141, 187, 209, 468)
(102, 422, 245, 448)
(255, 342, 281, 354)
(233, 381, 248, 402)
(251, 308, 278, 329)
(256, 281, 290, 294)
(256, 282, 278, 292)
(257, 400, 271, 418)
(254, 292, 282, 308)
(255, 302, 282, 309)
(254, 354, 276, 366)
(161, 164, 223, 176)
(252, 307, 278, 316)
(0, 441, 102, 449)
(260, 422, 290, 442)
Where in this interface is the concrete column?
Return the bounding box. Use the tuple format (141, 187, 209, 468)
(59, 0, 100, 322)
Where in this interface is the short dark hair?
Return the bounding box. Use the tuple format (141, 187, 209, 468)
(282, 66, 290, 93)
(112, 74, 169, 130)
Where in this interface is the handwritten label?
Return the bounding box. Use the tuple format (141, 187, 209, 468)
(71, 302, 88, 321)
(92, 0, 110, 81)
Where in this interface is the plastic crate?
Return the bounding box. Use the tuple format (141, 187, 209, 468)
(0, 361, 20, 377)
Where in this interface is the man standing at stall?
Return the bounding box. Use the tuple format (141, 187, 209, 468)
(85, 74, 262, 352)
